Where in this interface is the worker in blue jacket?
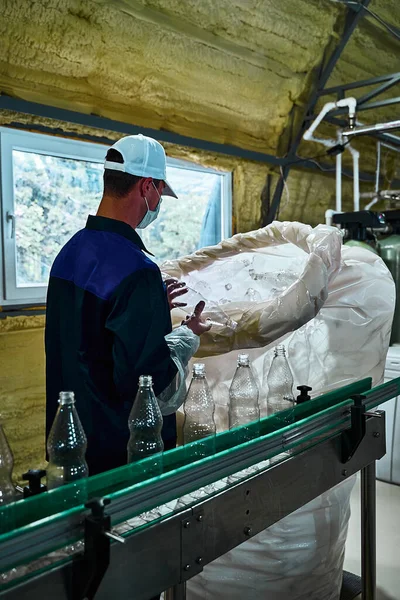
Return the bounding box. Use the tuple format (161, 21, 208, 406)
(45, 134, 210, 476)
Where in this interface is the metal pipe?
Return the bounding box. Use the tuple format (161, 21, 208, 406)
(361, 461, 377, 600)
(326, 114, 400, 148)
(343, 120, 400, 139)
(381, 141, 400, 154)
(357, 76, 400, 106)
(0, 95, 285, 167)
(319, 72, 400, 96)
(165, 583, 187, 600)
(361, 190, 400, 198)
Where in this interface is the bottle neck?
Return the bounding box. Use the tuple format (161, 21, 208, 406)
(139, 375, 153, 388)
(59, 391, 75, 405)
(192, 363, 206, 378)
(274, 345, 286, 357)
(237, 353, 250, 367)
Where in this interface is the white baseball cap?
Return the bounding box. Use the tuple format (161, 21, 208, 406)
(104, 134, 178, 198)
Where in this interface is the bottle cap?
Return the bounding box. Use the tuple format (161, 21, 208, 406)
(237, 353, 250, 366)
(193, 363, 206, 376)
(58, 391, 75, 405)
(139, 375, 153, 387)
(274, 345, 286, 356)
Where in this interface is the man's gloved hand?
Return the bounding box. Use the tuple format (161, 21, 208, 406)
(182, 301, 212, 336)
(165, 278, 188, 310)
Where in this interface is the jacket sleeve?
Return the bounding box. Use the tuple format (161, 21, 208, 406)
(157, 325, 200, 416)
(105, 267, 178, 400)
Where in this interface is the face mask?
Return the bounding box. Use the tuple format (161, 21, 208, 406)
(137, 182, 163, 229)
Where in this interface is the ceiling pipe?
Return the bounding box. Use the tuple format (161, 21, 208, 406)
(342, 120, 400, 139)
(303, 98, 359, 215)
(361, 190, 400, 198)
(303, 97, 357, 144)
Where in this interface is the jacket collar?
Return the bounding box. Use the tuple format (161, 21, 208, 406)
(86, 215, 153, 255)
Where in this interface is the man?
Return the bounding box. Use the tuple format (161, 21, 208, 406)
(45, 134, 210, 476)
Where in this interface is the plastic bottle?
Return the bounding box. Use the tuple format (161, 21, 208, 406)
(229, 354, 260, 441)
(266, 345, 296, 465)
(127, 375, 164, 477)
(183, 364, 216, 459)
(266, 345, 295, 424)
(46, 391, 89, 490)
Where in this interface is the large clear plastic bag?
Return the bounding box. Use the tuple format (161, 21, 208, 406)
(161, 221, 395, 600)
(162, 222, 343, 357)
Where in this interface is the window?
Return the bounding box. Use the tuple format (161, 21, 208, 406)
(140, 158, 232, 264)
(0, 128, 232, 307)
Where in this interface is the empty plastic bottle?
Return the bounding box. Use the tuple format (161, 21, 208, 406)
(183, 364, 216, 459)
(266, 345, 295, 424)
(245, 287, 262, 302)
(229, 354, 260, 441)
(127, 375, 164, 476)
(46, 391, 89, 490)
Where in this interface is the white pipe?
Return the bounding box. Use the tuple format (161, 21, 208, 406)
(375, 142, 381, 196)
(303, 97, 357, 218)
(303, 102, 337, 142)
(303, 97, 357, 143)
(348, 145, 360, 211)
(336, 130, 343, 213)
(365, 196, 379, 211)
(364, 142, 381, 210)
(325, 209, 340, 226)
(336, 151, 342, 212)
(365, 191, 400, 210)
(338, 97, 357, 127)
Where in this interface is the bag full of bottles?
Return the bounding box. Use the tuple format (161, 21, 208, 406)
(161, 220, 395, 600)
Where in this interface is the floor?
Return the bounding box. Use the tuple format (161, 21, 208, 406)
(344, 475, 400, 600)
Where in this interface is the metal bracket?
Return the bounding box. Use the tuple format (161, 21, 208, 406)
(76, 497, 125, 600)
(341, 394, 367, 463)
(341, 395, 383, 463)
(181, 507, 205, 581)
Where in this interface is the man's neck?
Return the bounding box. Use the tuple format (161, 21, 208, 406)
(96, 195, 140, 229)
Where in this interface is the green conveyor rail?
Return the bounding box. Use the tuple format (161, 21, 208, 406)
(0, 376, 374, 544)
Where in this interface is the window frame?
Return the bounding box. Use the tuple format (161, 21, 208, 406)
(166, 156, 232, 242)
(0, 128, 108, 306)
(0, 127, 232, 308)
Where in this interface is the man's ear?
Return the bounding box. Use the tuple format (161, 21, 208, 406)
(139, 177, 152, 197)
